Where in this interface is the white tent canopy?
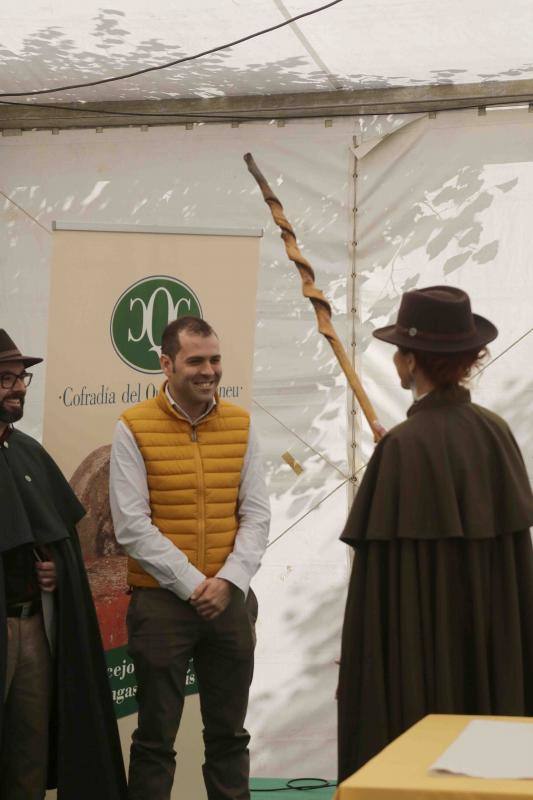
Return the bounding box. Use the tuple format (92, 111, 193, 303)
(1, 1, 533, 103)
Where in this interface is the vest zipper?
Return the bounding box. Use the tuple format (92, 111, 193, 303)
(190, 423, 205, 572)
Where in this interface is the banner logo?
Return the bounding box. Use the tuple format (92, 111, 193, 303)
(110, 275, 202, 373)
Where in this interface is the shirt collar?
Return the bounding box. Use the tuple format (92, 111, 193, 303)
(164, 384, 216, 424)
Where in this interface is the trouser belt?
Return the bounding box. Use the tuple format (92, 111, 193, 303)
(6, 597, 41, 619)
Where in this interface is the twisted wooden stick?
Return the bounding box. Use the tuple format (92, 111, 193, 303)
(244, 152, 384, 441)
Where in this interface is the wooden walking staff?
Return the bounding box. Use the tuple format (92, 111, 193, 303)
(244, 152, 384, 442)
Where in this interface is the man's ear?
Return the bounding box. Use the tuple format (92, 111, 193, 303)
(160, 353, 173, 376)
(407, 352, 417, 377)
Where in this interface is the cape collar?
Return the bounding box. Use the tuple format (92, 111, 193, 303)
(407, 385, 471, 417)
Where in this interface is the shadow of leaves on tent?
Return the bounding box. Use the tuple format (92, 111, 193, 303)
(3, 11, 533, 105)
(353, 117, 523, 353)
(0, 10, 336, 102)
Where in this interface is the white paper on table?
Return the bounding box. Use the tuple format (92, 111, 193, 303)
(430, 720, 533, 779)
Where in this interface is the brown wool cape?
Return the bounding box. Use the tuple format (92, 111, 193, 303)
(0, 429, 128, 799)
(337, 386, 533, 782)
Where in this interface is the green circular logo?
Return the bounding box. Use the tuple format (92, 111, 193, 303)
(110, 275, 202, 373)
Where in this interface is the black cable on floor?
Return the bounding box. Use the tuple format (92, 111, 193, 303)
(251, 777, 337, 792)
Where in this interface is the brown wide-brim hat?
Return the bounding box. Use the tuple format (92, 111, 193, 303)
(373, 285, 498, 353)
(0, 329, 43, 368)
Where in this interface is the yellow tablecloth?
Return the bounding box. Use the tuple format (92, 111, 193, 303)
(337, 714, 533, 800)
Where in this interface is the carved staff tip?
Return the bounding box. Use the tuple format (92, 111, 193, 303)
(244, 152, 384, 442)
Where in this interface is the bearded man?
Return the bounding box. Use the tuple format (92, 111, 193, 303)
(0, 329, 127, 800)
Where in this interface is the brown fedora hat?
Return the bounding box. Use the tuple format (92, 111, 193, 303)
(373, 286, 498, 352)
(0, 329, 43, 368)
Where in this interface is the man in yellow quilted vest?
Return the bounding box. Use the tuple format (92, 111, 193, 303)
(109, 316, 270, 800)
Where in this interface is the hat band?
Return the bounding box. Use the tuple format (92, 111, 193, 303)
(0, 348, 23, 361)
(396, 323, 477, 342)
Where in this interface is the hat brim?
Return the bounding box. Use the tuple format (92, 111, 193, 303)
(22, 356, 44, 367)
(373, 313, 498, 353)
(0, 354, 43, 368)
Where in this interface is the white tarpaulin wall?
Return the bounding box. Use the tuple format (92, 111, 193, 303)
(0, 110, 531, 781)
(355, 108, 533, 487)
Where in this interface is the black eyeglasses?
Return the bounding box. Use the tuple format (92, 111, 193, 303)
(0, 371, 33, 390)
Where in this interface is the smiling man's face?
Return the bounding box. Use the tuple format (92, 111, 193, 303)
(0, 360, 27, 427)
(161, 332, 222, 419)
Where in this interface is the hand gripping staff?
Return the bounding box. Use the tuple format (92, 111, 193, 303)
(244, 152, 384, 442)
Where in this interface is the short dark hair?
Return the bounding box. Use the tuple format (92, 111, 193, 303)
(399, 346, 487, 388)
(161, 316, 217, 360)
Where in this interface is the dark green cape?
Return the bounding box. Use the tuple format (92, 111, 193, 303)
(337, 388, 533, 781)
(0, 429, 127, 799)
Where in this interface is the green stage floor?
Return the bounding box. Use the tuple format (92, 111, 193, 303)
(250, 777, 336, 799)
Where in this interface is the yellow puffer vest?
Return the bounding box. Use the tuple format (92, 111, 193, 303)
(121, 385, 250, 587)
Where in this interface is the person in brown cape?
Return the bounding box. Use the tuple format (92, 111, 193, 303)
(337, 286, 533, 782)
(0, 330, 128, 800)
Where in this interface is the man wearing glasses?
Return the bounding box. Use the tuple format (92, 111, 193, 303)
(0, 329, 127, 800)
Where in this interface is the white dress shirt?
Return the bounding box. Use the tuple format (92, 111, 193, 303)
(109, 391, 270, 600)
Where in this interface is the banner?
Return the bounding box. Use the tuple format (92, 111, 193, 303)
(43, 224, 261, 717)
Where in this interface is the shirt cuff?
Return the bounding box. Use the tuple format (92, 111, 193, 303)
(167, 564, 206, 601)
(216, 561, 251, 597)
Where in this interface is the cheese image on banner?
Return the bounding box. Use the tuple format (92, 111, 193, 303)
(43, 223, 261, 718)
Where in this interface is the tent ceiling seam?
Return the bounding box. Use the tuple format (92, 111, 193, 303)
(4, 79, 533, 130)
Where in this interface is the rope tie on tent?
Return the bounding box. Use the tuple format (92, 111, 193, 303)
(252, 399, 349, 480)
(0, 188, 50, 234)
(476, 327, 533, 375)
(266, 478, 349, 550)
(260, 329, 533, 551)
